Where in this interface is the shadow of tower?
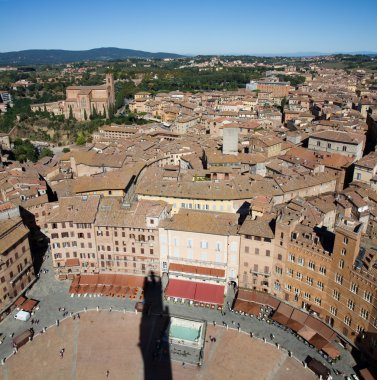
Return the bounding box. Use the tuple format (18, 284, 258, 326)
(139, 271, 172, 380)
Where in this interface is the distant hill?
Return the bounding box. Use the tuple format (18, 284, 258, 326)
(0, 47, 184, 65)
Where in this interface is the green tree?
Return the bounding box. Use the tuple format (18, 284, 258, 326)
(62, 147, 70, 153)
(90, 105, 98, 120)
(69, 105, 74, 120)
(39, 147, 54, 159)
(75, 133, 86, 145)
(12, 139, 38, 162)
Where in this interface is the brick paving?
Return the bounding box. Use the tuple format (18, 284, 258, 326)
(0, 312, 317, 380)
(0, 256, 357, 379)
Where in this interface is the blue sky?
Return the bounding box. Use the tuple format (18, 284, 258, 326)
(1, 0, 377, 55)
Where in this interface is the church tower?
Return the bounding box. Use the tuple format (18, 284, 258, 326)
(106, 73, 115, 106)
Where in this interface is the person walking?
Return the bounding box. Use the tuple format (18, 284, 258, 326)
(106, 370, 110, 377)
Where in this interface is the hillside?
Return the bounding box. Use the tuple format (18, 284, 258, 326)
(0, 47, 184, 65)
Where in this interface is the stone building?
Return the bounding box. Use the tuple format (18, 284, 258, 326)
(238, 215, 275, 293)
(31, 74, 115, 122)
(64, 73, 115, 121)
(0, 216, 35, 320)
(159, 210, 240, 296)
(47, 196, 170, 279)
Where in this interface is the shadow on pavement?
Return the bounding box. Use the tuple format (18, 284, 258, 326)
(139, 271, 172, 380)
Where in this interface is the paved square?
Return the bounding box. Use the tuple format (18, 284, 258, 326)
(0, 311, 316, 380)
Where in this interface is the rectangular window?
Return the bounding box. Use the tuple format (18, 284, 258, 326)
(330, 306, 337, 316)
(335, 273, 343, 285)
(344, 316, 351, 327)
(360, 308, 369, 320)
(245, 246, 249, 253)
(350, 283, 358, 294)
(187, 239, 193, 248)
(332, 289, 340, 301)
(200, 241, 208, 249)
(288, 254, 295, 263)
(319, 266, 326, 275)
(363, 291, 372, 303)
(347, 299, 354, 311)
(297, 257, 304, 266)
(265, 250, 270, 257)
(303, 292, 311, 300)
(255, 248, 259, 255)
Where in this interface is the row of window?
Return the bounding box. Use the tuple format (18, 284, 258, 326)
(244, 247, 271, 256)
(244, 236, 272, 243)
(315, 140, 348, 151)
(287, 254, 327, 274)
(244, 263, 270, 274)
(166, 238, 238, 252)
(330, 305, 369, 321)
(51, 222, 92, 229)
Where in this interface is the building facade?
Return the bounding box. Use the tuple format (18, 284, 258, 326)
(0, 216, 35, 320)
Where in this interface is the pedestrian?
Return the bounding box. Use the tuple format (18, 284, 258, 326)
(77, 313, 80, 319)
(106, 370, 110, 377)
(109, 307, 112, 312)
(213, 321, 216, 326)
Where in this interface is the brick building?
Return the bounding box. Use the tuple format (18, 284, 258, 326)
(0, 216, 35, 320)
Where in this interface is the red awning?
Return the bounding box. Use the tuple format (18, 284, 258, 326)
(21, 299, 39, 312)
(194, 282, 224, 305)
(165, 279, 224, 305)
(322, 342, 341, 359)
(65, 258, 80, 267)
(165, 279, 196, 300)
(15, 296, 27, 307)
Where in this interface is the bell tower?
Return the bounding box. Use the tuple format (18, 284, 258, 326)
(106, 73, 115, 105)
